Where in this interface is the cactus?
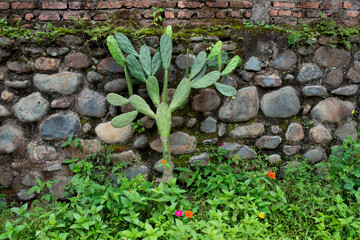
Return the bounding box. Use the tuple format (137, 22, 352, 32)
(106, 27, 242, 182)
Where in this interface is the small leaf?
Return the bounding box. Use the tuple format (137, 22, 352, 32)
(160, 34, 172, 70)
(164, 25, 173, 40)
(208, 51, 228, 68)
(221, 55, 241, 76)
(127, 54, 147, 83)
(151, 52, 161, 76)
(115, 33, 138, 57)
(111, 111, 138, 128)
(206, 41, 222, 61)
(189, 51, 206, 80)
(146, 76, 160, 106)
(129, 95, 156, 118)
(191, 64, 207, 83)
(215, 83, 237, 97)
(190, 71, 221, 89)
(170, 78, 191, 112)
(106, 93, 129, 106)
(139, 46, 152, 77)
(107, 35, 126, 68)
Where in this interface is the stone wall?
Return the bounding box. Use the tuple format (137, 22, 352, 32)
(0, 0, 359, 26)
(0, 28, 360, 201)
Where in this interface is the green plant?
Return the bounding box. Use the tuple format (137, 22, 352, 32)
(132, 119, 145, 133)
(27, 179, 59, 202)
(301, 120, 314, 129)
(60, 135, 83, 150)
(151, 7, 164, 27)
(106, 26, 241, 182)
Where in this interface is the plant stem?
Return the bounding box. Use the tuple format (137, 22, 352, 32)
(161, 136, 173, 182)
(162, 70, 168, 103)
(186, 49, 189, 78)
(124, 63, 133, 96)
(218, 50, 222, 72)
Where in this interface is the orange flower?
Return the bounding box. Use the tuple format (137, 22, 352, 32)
(259, 213, 265, 219)
(162, 159, 166, 164)
(185, 210, 193, 218)
(268, 172, 275, 179)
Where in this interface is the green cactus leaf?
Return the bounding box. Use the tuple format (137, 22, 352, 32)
(140, 46, 152, 77)
(127, 54, 147, 83)
(189, 51, 206, 80)
(151, 52, 161, 76)
(164, 25, 173, 40)
(208, 51, 228, 69)
(190, 71, 221, 89)
(191, 64, 207, 83)
(129, 95, 156, 118)
(115, 33, 139, 57)
(111, 111, 138, 128)
(215, 83, 237, 97)
(106, 93, 129, 106)
(146, 76, 160, 106)
(160, 34, 172, 71)
(156, 103, 171, 137)
(206, 41, 222, 61)
(107, 35, 126, 68)
(170, 78, 191, 112)
(221, 55, 241, 76)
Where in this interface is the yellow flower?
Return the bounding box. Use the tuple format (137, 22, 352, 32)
(162, 159, 166, 164)
(352, 110, 355, 114)
(259, 213, 265, 219)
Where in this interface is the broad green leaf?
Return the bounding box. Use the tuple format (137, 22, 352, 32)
(206, 41, 222, 61)
(156, 103, 171, 137)
(208, 51, 228, 68)
(164, 25, 173, 40)
(107, 35, 126, 68)
(127, 54, 147, 83)
(151, 52, 161, 76)
(129, 95, 156, 118)
(106, 93, 129, 106)
(115, 33, 139, 57)
(111, 111, 138, 128)
(215, 82, 237, 97)
(146, 76, 160, 106)
(170, 78, 191, 112)
(160, 34, 172, 70)
(139, 46, 151, 77)
(191, 64, 207, 83)
(190, 71, 221, 89)
(189, 51, 206, 80)
(221, 55, 241, 76)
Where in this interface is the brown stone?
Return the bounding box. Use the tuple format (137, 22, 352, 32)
(97, 57, 124, 74)
(309, 124, 332, 143)
(326, 69, 343, 88)
(64, 139, 102, 159)
(0, 168, 13, 187)
(347, 61, 360, 83)
(269, 50, 297, 71)
(1, 91, 14, 102)
(285, 123, 304, 142)
(65, 53, 92, 69)
(150, 131, 197, 155)
(311, 98, 354, 123)
(51, 97, 73, 108)
(7, 61, 32, 74)
(315, 47, 351, 68)
(95, 122, 133, 144)
(34, 57, 60, 71)
(192, 88, 221, 112)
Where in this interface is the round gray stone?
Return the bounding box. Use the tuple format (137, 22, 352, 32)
(283, 145, 301, 156)
(133, 135, 148, 149)
(229, 123, 264, 139)
(326, 69, 343, 88)
(0, 168, 14, 187)
(21, 171, 41, 187)
(104, 79, 127, 93)
(221, 142, 257, 159)
(76, 89, 106, 118)
(254, 73, 282, 87)
(49, 176, 72, 200)
(302, 86, 327, 97)
(171, 116, 184, 128)
(192, 88, 221, 112)
(0, 105, 10, 117)
(315, 47, 351, 68)
(245, 56, 261, 71)
(40, 111, 81, 140)
(297, 63, 323, 83)
(309, 124, 332, 143)
(16, 189, 36, 201)
(175, 53, 196, 70)
(44, 164, 62, 172)
(285, 123, 304, 142)
(46, 47, 70, 57)
(150, 132, 197, 155)
(13, 92, 49, 122)
(124, 166, 148, 180)
(87, 71, 104, 83)
(200, 117, 217, 133)
(5, 80, 30, 89)
(334, 121, 358, 142)
(34, 72, 83, 95)
(218, 122, 226, 137)
(331, 85, 359, 96)
(267, 154, 282, 165)
(189, 153, 210, 166)
(346, 61, 360, 83)
(0, 124, 24, 153)
(109, 150, 137, 165)
(304, 148, 325, 163)
(256, 136, 282, 149)
(270, 50, 297, 70)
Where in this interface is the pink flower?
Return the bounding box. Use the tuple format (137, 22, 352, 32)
(204, 162, 207, 166)
(221, 143, 225, 147)
(174, 210, 183, 217)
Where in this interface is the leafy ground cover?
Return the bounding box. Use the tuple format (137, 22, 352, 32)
(1, 133, 360, 239)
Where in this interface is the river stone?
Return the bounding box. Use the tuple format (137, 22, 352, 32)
(124, 166, 148, 180)
(355, 51, 360, 60)
(280, 160, 302, 178)
(297, 63, 323, 83)
(34, 72, 83, 95)
(200, 117, 217, 133)
(95, 122, 133, 144)
(229, 123, 264, 139)
(76, 89, 106, 118)
(0, 49, 11, 63)
(346, 61, 360, 83)
(150, 132, 197, 155)
(256, 136, 282, 149)
(13, 92, 49, 122)
(140, 116, 155, 129)
(46, 47, 70, 57)
(28, 142, 57, 163)
(109, 150, 137, 165)
(60, 35, 83, 46)
(270, 50, 297, 70)
(65, 53, 92, 69)
(192, 89, 221, 112)
(311, 98, 354, 123)
(309, 124, 332, 143)
(1, 91, 14, 102)
(0, 168, 13, 187)
(175, 53, 196, 70)
(153, 159, 175, 174)
(221, 142, 257, 159)
(304, 148, 325, 163)
(285, 74, 295, 81)
(326, 69, 343, 88)
(0, 105, 10, 117)
(331, 85, 359, 96)
(21, 171, 41, 187)
(218, 86, 259, 122)
(186, 118, 197, 128)
(87, 71, 104, 83)
(49, 176, 72, 200)
(254, 73, 282, 87)
(267, 154, 282, 165)
(202, 138, 218, 145)
(260, 86, 300, 118)
(171, 116, 184, 128)
(104, 79, 127, 93)
(133, 135, 148, 149)
(245, 56, 261, 71)
(44, 164, 62, 172)
(285, 123, 304, 142)
(218, 122, 226, 137)
(64, 139, 102, 159)
(40, 111, 81, 140)
(0, 125, 23, 153)
(283, 145, 301, 156)
(189, 153, 210, 166)
(16, 189, 36, 201)
(51, 96, 73, 109)
(97, 57, 124, 74)
(220, 75, 239, 89)
(334, 121, 358, 142)
(4, 80, 29, 89)
(302, 86, 327, 97)
(7, 61, 32, 74)
(239, 70, 254, 81)
(315, 47, 351, 68)
(34, 57, 60, 71)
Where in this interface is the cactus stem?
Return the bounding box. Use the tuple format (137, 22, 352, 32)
(124, 63, 133, 96)
(161, 70, 168, 103)
(161, 136, 173, 182)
